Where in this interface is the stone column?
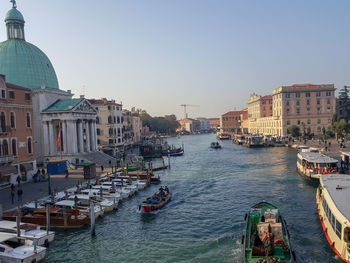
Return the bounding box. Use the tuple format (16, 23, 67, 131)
(85, 120, 91, 152)
(72, 120, 78, 154)
(62, 121, 68, 154)
(77, 120, 84, 153)
(42, 121, 49, 156)
(93, 121, 98, 150)
(89, 121, 95, 151)
(48, 121, 55, 155)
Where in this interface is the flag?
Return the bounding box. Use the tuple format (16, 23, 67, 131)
(56, 123, 62, 148)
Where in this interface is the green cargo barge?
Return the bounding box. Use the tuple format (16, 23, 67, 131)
(243, 202, 295, 263)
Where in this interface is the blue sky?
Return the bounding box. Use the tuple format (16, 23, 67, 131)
(0, 0, 349, 118)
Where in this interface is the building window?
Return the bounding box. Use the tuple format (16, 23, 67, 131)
(296, 108, 300, 114)
(317, 99, 320, 105)
(108, 116, 113, 124)
(11, 138, 16, 156)
(117, 116, 120, 124)
(296, 92, 300, 98)
(0, 89, 5, 99)
(97, 139, 100, 144)
(109, 128, 113, 135)
(26, 113, 31, 128)
(307, 108, 310, 114)
(307, 119, 311, 124)
(96, 117, 100, 124)
(285, 93, 290, 98)
(317, 127, 321, 132)
(9, 91, 15, 99)
(326, 91, 331, 96)
(286, 120, 290, 125)
(0, 112, 6, 131)
(327, 107, 331, 111)
(296, 100, 300, 106)
(306, 92, 310, 97)
(297, 120, 301, 125)
(307, 99, 310, 105)
(108, 139, 114, 144)
(118, 138, 121, 143)
(96, 128, 101, 135)
(327, 99, 331, 104)
(286, 101, 289, 106)
(10, 112, 15, 128)
(317, 107, 321, 114)
(108, 106, 111, 110)
(113, 116, 116, 123)
(25, 93, 30, 101)
(27, 138, 32, 154)
(286, 108, 290, 115)
(316, 91, 321, 97)
(3, 140, 8, 155)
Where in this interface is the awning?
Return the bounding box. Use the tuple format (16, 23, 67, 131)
(20, 162, 33, 172)
(0, 165, 18, 177)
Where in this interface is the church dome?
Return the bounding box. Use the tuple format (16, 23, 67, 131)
(5, 8, 24, 23)
(0, 5, 59, 91)
(0, 40, 59, 90)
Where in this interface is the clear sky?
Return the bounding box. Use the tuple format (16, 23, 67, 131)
(0, 0, 349, 119)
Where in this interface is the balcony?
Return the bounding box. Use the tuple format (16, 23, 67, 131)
(0, 126, 11, 135)
(273, 116, 279, 120)
(0, 155, 14, 164)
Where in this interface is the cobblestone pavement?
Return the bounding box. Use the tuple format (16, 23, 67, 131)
(291, 138, 345, 158)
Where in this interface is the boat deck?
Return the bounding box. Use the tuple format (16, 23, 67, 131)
(321, 173, 350, 220)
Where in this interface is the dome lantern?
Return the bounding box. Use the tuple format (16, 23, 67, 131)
(5, 0, 25, 40)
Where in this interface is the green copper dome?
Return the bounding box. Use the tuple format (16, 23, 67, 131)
(5, 8, 24, 23)
(0, 40, 59, 90)
(0, 5, 59, 91)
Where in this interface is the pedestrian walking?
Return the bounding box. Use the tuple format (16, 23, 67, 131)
(17, 187, 23, 203)
(41, 168, 46, 181)
(16, 175, 21, 186)
(101, 165, 104, 173)
(10, 184, 15, 204)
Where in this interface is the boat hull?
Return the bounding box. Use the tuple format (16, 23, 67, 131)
(141, 194, 171, 213)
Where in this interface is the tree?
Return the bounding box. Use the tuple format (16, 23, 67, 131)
(287, 125, 300, 138)
(139, 111, 180, 134)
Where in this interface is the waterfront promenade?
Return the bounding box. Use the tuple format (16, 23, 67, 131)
(0, 167, 110, 211)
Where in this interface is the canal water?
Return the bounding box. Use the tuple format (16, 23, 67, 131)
(43, 134, 340, 263)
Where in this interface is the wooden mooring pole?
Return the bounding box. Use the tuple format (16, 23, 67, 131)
(16, 208, 21, 237)
(46, 204, 50, 234)
(90, 202, 95, 236)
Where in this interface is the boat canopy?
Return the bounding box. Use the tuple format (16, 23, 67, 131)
(321, 174, 350, 220)
(299, 152, 338, 164)
(55, 200, 75, 207)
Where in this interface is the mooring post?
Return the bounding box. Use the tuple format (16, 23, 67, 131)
(90, 202, 95, 236)
(63, 207, 68, 230)
(0, 204, 3, 220)
(168, 154, 171, 169)
(16, 208, 21, 237)
(46, 204, 50, 234)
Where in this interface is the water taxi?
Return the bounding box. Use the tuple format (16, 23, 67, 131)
(139, 187, 171, 213)
(233, 134, 245, 145)
(0, 233, 46, 263)
(244, 135, 264, 148)
(210, 142, 221, 149)
(316, 173, 350, 262)
(0, 220, 54, 247)
(2, 207, 89, 229)
(243, 202, 295, 262)
(297, 150, 338, 180)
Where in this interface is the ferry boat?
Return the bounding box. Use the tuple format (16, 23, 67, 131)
(316, 173, 350, 262)
(297, 150, 338, 180)
(243, 202, 295, 262)
(233, 134, 245, 145)
(139, 187, 171, 213)
(244, 135, 264, 148)
(210, 142, 221, 149)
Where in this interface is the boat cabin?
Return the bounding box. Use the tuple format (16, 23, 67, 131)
(297, 151, 338, 180)
(244, 136, 264, 148)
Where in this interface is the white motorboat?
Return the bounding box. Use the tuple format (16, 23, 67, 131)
(54, 199, 104, 219)
(0, 220, 54, 247)
(0, 233, 46, 263)
(80, 189, 120, 204)
(101, 182, 133, 198)
(68, 193, 117, 212)
(91, 185, 129, 199)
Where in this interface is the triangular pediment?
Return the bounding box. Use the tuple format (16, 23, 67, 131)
(73, 99, 97, 114)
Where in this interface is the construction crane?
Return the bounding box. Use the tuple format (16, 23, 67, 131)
(180, 104, 200, 119)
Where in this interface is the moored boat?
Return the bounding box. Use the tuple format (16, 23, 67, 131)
(2, 207, 89, 229)
(217, 133, 230, 140)
(169, 150, 184, 156)
(244, 135, 264, 148)
(140, 186, 171, 213)
(233, 134, 245, 145)
(297, 149, 338, 180)
(243, 202, 295, 262)
(210, 142, 221, 149)
(0, 233, 46, 263)
(316, 173, 350, 262)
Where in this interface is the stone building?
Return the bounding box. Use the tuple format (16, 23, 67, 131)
(220, 110, 247, 136)
(248, 94, 273, 134)
(89, 99, 124, 151)
(0, 3, 101, 165)
(178, 118, 200, 133)
(0, 75, 36, 184)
